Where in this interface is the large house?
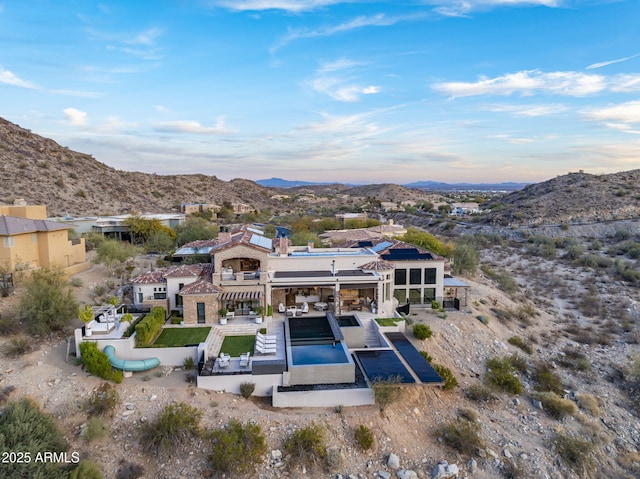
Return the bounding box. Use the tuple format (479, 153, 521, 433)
(130, 225, 468, 324)
(0, 200, 87, 275)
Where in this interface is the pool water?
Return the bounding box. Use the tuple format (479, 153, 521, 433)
(291, 343, 349, 365)
(336, 315, 359, 327)
(288, 315, 335, 343)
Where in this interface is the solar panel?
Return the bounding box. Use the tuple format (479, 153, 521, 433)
(249, 234, 272, 250)
(354, 350, 415, 383)
(370, 241, 394, 253)
(385, 332, 443, 383)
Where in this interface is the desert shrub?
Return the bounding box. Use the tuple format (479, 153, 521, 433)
(3, 335, 34, 357)
(435, 418, 483, 456)
(371, 375, 403, 411)
(0, 397, 70, 479)
(531, 392, 578, 419)
(208, 419, 267, 476)
(0, 315, 18, 335)
(575, 393, 600, 416)
(485, 356, 522, 395)
(476, 314, 489, 325)
(141, 402, 202, 456)
(87, 382, 119, 417)
(554, 432, 594, 473)
(84, 416, 109, 443)
(135, 306, 166, 346)
(507, 353, 528, 373)
(466, 383, 497, 402)
(420, 350, 433, 362)
(0, 385, 16, 406)
(284, 422, 327, 471)
(69, 460, 104, 479)
(508, 336, 532, 354)
(239, 382, 256, 399)
(433, 364, 458, 390)
(413, 323, 432, 340)
(183, 356, 195, 370)
(431, 300, 441, 310)
(116, 461, 145, 479)
(557, 348, 591, 371)
(533, 363, 564, 394)
(354, 424, 374, 451)
(457, 407, 479, 422)
(79, 342, 123, 383)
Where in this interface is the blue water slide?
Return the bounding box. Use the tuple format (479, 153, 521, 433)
(103, 345, 161, 372)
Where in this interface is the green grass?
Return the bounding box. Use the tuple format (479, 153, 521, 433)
(152, 327, 211, 347)
(375, 317, 402, 326)
(219, 335, 256, 357)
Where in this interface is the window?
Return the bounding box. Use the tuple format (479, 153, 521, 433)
(394, 269, 406, 285)
(393, 289, 406, 303)
(138, 292, 143, 303)
(3, 237, 15, 247)
(175, 294, 183, 307)
(423, 288, 436, 302)
(197, 303, 205, 324)
(154, 292, 166, 300)
(385, 282, 391, 301)
(424, 268, 437, 285)
(409, 268, 421, 285)
(409, 289, 421, 304)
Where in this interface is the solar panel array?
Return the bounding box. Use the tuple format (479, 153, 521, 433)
(249, 234, 272, 250)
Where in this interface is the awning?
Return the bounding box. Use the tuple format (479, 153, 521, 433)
(219, 291, 262, 301)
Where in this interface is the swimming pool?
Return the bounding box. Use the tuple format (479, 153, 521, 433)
(285, 315, 355, 385)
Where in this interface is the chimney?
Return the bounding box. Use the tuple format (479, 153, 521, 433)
(218, 227, 232, 244)
(279, 236, 289, 255)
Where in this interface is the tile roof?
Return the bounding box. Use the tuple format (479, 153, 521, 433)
(131, 270, 166, 284)
(209, 225, 274, 254)
(179, 280, 223, 295)
(163, 264, 206, 278)
(359, 259, 395, 271)
(0, 215, 70, 236)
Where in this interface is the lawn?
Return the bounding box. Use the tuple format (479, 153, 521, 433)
(375, 317, 403, 326)
(153, 327, 211, 347)
(219, 335, 256, 357)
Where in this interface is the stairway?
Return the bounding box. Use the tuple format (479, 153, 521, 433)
(364, 318, 381, 348)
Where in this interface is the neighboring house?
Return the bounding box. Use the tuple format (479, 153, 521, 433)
(0, 200, 87, 274)
(320, 221, 407, 245)
(51, 213, 186, 240)
(232, 202, 253, 215)
(450, 202, 480, 216)
(180, 203, 220, 217)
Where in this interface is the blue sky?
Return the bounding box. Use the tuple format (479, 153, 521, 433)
(1, 0, 639, 184)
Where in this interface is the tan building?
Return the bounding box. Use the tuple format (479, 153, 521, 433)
(0, 200, 87, 274)
(180, 203, 220, 217)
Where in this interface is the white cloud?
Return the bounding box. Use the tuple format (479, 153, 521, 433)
(127, 27, 164, 46)
(154, 117, 235, 134)
(0, 66, 37, 89)
(310, 58, 381, 102)
(211, 0, 350, 12)
(430, 0, 560, 17)
(586, 53, 639, 70)
(433, 70, 640, 98)
(581, 100, 640, 124)
(63, 108, 88, 126)
(487, 103, 567, 116)
(50, 89, 103, 98)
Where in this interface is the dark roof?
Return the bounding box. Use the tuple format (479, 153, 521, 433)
(0, 215, 70, 236)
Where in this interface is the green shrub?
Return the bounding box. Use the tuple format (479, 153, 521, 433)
(485, 356, 522, 395)
(3, 336, 34, 357)
(507, 353, 528, 374)
(208, 419, 267, 476)
(70, 277, 84, 287)
(84, 416, 109, 443)
(69, 460, 104, 479)
(354, 424, 374, 451)
(283, 422, 327, 471)
(431, 300, 441, 310)
(135, 306, 166, 346)
(239, 382, 256, 399)
(371, 375, 403, 411)
(141, 402, 202, 456)
(420, 350, 433, 362)
(413, 323, 432, 340)
(554, 432, 594, 473)
(184, 356, 195, 370)
(435, 418, 483, 456)
(476, 315, 489, 325)
(533, 363, 564, 394)
(508, 336, 532, 354)
(457, 407, 479, 422)
(79, 342, 123, 383)
(433, 364, 458, 390)
(87, 382, 119, 417)
(466, 383, 497, 402)
(0, 398, 70, 479)
(123, 313, 145, 337)
(531, 392, 578, 419)
(115, 461, 145, 479)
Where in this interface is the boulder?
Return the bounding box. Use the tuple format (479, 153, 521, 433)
(431, 461, 459, 479)
(387, 452, 400, 470)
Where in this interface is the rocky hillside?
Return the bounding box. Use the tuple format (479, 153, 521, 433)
(482, 170, 640, 226)
(0, 118, 283, 217)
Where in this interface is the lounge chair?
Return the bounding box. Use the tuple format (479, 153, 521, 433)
(218, 352, 230, 368)
(256, 332, 277, 343)
(301, 302, 309, 313)
(255, 342, 276, 355)
(278, 303, 286, 313)
(240, 352, 251, 367)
